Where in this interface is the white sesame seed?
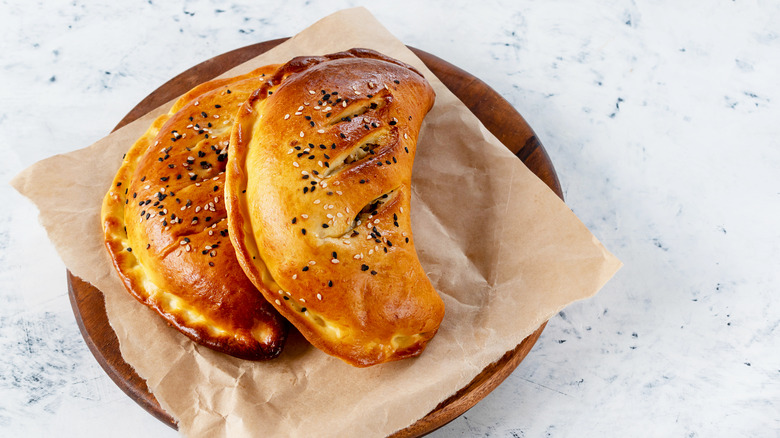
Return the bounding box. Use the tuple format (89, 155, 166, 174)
(308, 90, 315, 95)
(144, 184, 150, 190)
(210, 250, 216, 257)
(186, 244, 191, 251)
(313, 200, 321, 204)
(313, 106, 321, 110)
(295, 111, 302, 116)
(278, 290, 284, 295)
(331, 259, 339, 264)
(342, 101, 347, 107)
(194, 101, 199, 106)
(336, 191, 342, 195)
(400, 207, 404, 213)
(324, 106, 332, 111)
(180, 206, 186, 211)
(214, 196, 219, 203)
(337, 212, 343, 218)
(208, 230, 213, 235)
(292, 274, 297, 280)
(299, 298, 306, 303)
(317, 129, 325, 134)
(321, 182, 328, 188)
(374, 219, 380, 224)
(293, 162, 300, 168)
(318, 161, 323, 167)
(299, 131, 305, 137)
(353, 254, 361, 259)
(275, 299, 281, 305)
(317, 293, 322, 300)
(195, 206, 201, 213)
(180, 240, 187, 245)
(333, 181, 340, 186)
(368, 249, 374, 255)
(308, 260, 316, 265)
(326, 214, 333, 219)
(404, 133, 409, 139)
(284, 114, 290, 120)
(191, 219, 198, 225)
(301, 214, 308, 219)
(204, 245, 212, 250)
(213, 115, 219, 119)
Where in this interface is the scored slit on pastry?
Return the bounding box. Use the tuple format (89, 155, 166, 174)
(101, 65, 289, 360)
(225, 48, 445, 367)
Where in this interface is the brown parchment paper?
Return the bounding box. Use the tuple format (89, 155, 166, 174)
(12, 7, 621, 438)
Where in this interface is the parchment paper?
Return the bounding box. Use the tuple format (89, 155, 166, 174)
(12, 7, 621, 438)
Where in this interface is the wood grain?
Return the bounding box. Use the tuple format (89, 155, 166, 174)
(67, 40, 562, 436)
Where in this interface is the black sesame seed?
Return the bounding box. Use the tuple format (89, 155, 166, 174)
(322, 223, 329, 228)
(292, 217, 297, 224)
(209, 262, 215, 267)
(116, 182, 122, 187)
(361, 264, 369, 271)
(213, 185, 219, 192)
(389, 120, 397, 126)
(301, 228, 307, 235)
(370, 270, 378, 275)
(283, 295, 289, 300)
(405, 237, 409, 243)
(328, 280, 333, 287)
(303, 187, 309, 194)
(300, 307, 307, 313)
(126, 247, 132, 252)
(302, 266, 309, 272)
(201, 111, 207, 117)
(215, 104, 222, 108)
(332, 251, 337, 259)
(360, 179, 366, 184)
(393, 79, 400, 84)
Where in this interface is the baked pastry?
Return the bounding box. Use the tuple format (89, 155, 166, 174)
(225, 49, 445, 367)
(101, 65, 288, 360)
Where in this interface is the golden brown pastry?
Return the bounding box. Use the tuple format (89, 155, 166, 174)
(225, 49, 445, 367)
(102, 65, 288, 360)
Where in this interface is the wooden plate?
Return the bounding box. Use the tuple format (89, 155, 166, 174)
(67, 39, 562, 437)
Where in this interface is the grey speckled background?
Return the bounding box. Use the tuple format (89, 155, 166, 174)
(2, 1, 778, 437)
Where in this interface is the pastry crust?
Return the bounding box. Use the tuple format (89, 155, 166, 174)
(225, 49, 444, 367)
(101, 65, 288, 360)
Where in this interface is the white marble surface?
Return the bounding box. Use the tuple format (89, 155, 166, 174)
(2, 1, 778, 437)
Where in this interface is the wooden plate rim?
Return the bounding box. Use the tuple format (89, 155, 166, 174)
(67, 39, 561, 437)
